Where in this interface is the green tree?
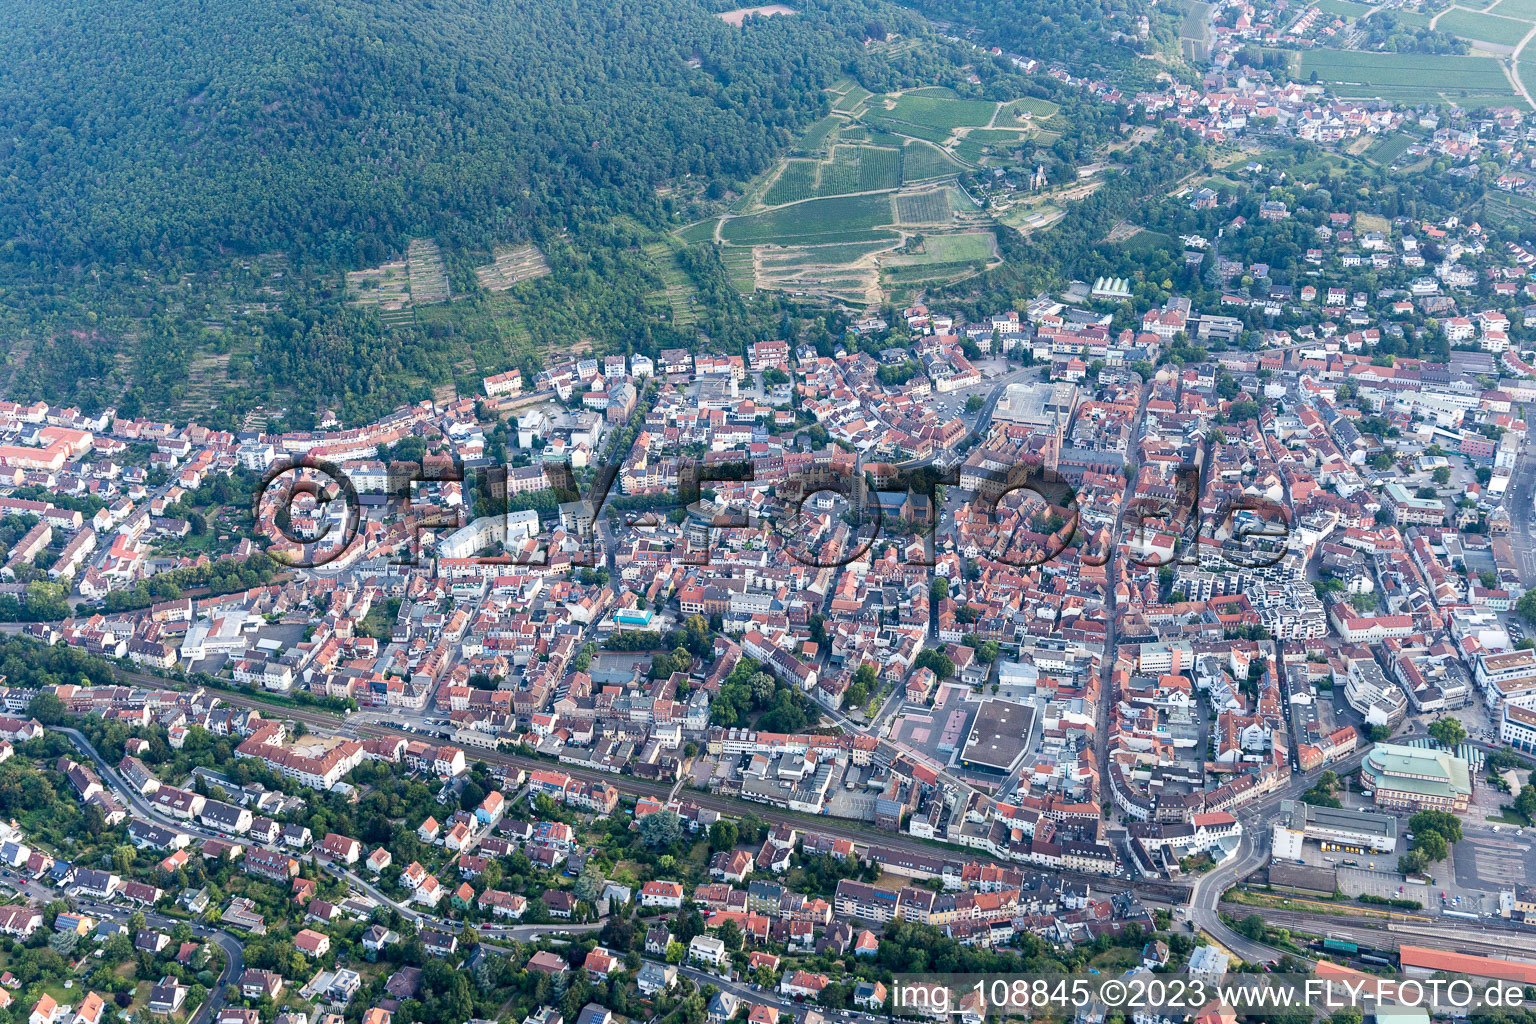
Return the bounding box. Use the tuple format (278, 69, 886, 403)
(708, 819, 738, 853)
(1412, 830, 1448, 863)
(1518, 590, 1536, 626)
(1427, 718, 1466, 749)
(1514, 785, 1536, 822)
(1408, 809, 1463, 845)
(914, 648, 955, 679)
(637, 810, 683, 850)
(27, 692, 66, 726)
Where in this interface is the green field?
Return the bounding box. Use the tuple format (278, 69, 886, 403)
(1181, 0, 1211, 58)
(1435, 7, 1529, 43)
(720, 193, 895, 244)
(1491, 0, 1536, 19)
(896, 231, 994, 263)
(893, 189, 953, 224)
(864, 115, 951, 144)
(902, 139, 963, 180)
(1366, 131, 1417, 165)
(1313, 0, 1377, 19)
(1299, 49, 1525, 107)
(1000, 97, 1061, 121)
(764, 160, 817, 205)
(858, 147, 902, 191)
(884, 91, 997, 132)
(796, 115, 842, 156)
(1484, 190, 1536, 230)
(676, 219, 720, 244)
(833, 85, 872, 112)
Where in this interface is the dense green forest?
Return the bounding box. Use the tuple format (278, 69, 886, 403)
(0, 0, 914, 269)
(0, 0, 928, 419)
(902, 0, 1177, 88)
(0, 0, 1175, 423)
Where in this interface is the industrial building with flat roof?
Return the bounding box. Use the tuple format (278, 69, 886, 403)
(1271, 799, 1399, 858)
(993, 381, 1076, 429)
(1359, 742, 1471, 812)
(958, 698, 1036, 775)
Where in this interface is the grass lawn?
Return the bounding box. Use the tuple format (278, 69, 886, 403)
(897, 231, 994, 263)
(1088, 946, 1142, 972)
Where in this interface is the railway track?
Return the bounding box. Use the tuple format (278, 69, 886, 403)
(1245, 907, 1536, 959)
(192, 681, 1184, 894)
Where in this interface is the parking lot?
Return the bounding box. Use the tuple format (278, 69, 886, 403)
(1290, 794, 1535, 919)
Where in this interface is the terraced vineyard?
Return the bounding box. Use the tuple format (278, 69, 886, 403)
(719, 247, 757, 294)
(796, 115, 842, 155)
(642, 239, 700, 327)
(406, 238, 452, 304)
(675, 81, 1072, 308)
(344, 259, 416, 327)
(901, 140, 963, 181)
(474, 243, 552, 291)
(763, 160, 818, 205)
(857, 146, 902, 191)
(721, 194, 896, 245)
(754, 243, 884, 305)
(894, 189, 954, 224)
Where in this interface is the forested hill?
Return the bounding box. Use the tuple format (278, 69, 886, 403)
(901, 0, 1171, 87)
(0, 0, 914, 274)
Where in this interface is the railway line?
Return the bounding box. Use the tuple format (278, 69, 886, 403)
(127, 673, 1189, 896)
(1239, 907, 1536, 959)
